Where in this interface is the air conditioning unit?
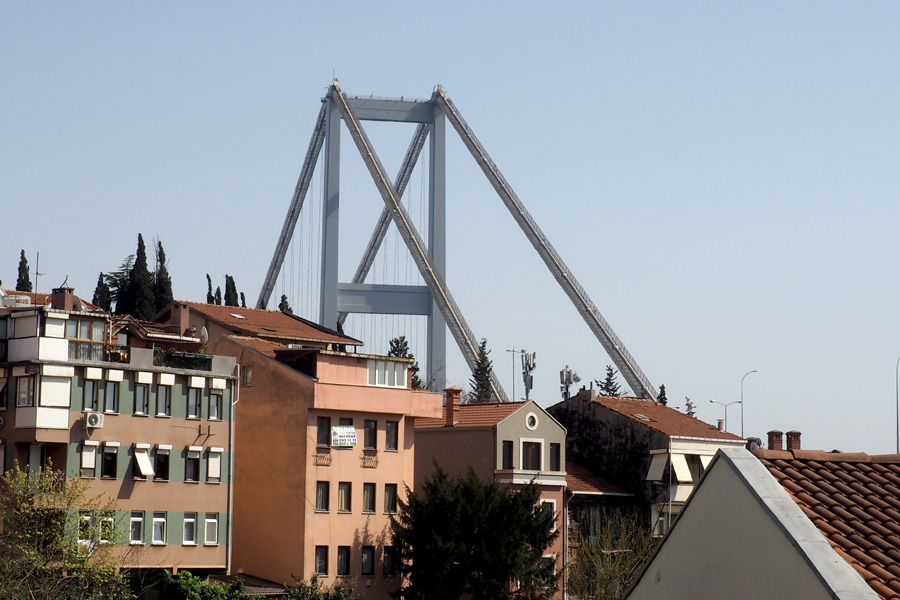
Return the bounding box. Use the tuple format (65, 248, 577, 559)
(83, 411, 104, 429)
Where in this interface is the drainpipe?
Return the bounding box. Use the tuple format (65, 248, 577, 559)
(227, 364, 239, 575)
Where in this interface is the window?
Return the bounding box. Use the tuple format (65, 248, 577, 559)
(81, 441, 99, 478)
(364, 420, 377, 449)
(204, 514, 218, 545)
(134, 384, 149, 415)
(384, 546, 398, 576)
(104, 381, 118, 413)
(66, 319, 104, 361)
(361, 545, 375, 576)
(338, 482, 351, 512)
(316, 481, 330, 511)
(550, 443, 561, 472)
(525, 412, 539, 430)
(101, 444, 118, 478)
(386, 420, 399, 451)
(541, 500, 557, 532)
(185, 447, 201, 482)
(183, 513, 197, 545)
(152, 512, 166, 545)
(337, 546, 351, 576)
(78, 511, 92, 545)
(315, 546, 328, 575)
(155, 446, 170, 481)
(130, 511, 144, 544)
(317, 416, 331, 447)
(209, 391, 222, 421)
(363, 483, 376, 513)
(384, 483, 398, 514)
(339, 417, 353, 427)
(99, 517, 114, 544)
(367, 359, 407, 388)
(83, 380, 98, 411)
(207, 448, 223, 483)
(16, 376, 34, 407)
(132, 444, 154, 480)
(0, 378, 7, 410)
(187, 388, 201, 418)
(523, 441, 542, 471)
(157, 385, 171, 416)
(502, 440, 513, 469)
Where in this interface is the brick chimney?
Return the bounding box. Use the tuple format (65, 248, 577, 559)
(767, 430, 783, 451)
(717, 419, 724, 432)
(444, 387, 462, 427)
(786, 430, 801, 452)
(51, 287, 77, 311)
(169, 303, 192, 336)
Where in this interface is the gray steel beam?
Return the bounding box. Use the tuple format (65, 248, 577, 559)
(337, 283, 433, 316)
(319, 96, 342, 329)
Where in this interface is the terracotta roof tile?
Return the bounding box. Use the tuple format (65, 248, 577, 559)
(755, 449, 900, 599)
(229, 335, 288, 358)
(591, 394, 742, 441)
(415, 401, 526, 429)
(171, 301, 361, 346)
(566, 460, 631, 496)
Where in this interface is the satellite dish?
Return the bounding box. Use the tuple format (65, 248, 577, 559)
(200, 326, 209, 344)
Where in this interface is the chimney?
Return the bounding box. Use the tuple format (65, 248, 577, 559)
(51, 287, 77, 311)
(717, 419, 724, 432)
(767, 430, 783, 451)
(786, 430, 801, 452)
(169, 303, 192, 336)
(444, 387, 462, 427)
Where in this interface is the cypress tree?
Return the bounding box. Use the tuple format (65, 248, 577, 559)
(224, 275, 239, 307)
(92, 273, 111, 312)
(206, 274, 215, 304)
(121, 234, 154, 319)
(16, 250, 32, 292)
(214, 287, 222, 306)
(152, 240, 174, 314)
(466, 338, 494, 403)
(657, 384, 667, 405)
(240, 292, 246, 308)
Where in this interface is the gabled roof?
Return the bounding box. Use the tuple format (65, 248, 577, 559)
(587, 391, 741, 441)
(164, 301, 362, 346)
(227, 335, 288, 359)
(566, 459, 631, 496)
(415, 401, 526, 429)
(755, 448, 900, 599)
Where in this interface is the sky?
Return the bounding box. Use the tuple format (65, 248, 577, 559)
(3, 3, 900, 453)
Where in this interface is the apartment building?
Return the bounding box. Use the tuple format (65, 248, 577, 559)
(200, 318, 441, 598)
(0, 287, 237, 573)
(414, 391, 568, 596)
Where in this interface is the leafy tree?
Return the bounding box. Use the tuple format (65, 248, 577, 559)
(596, 365, 623, 397)
(657, 384, 667, 406)
(388, 335, 423, 389)
(0, 461, 133, 600)
(118, 235, 154, 319)
(465, 338, 494, 403)
(391, 466, 559, 600)
(16, 249, 32, 292)
(164, 570, 250, 600)
(566, 509, 655, 600)
(153, 240, 174, 314)
(206, 274, 215, 304)
(283, 574, 354, 600)
(684, 397, 696, 417)
(224, 275, 239, 307)
(102, 255, 134, 314)
(278, 294, 293, 315)
(92, 273, 112, 312)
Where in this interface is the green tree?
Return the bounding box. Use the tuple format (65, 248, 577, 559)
(566, 509, 655, 600)
(92, 273, 112, 312)
(284, 574, 354, 600)
(153, 240, 174, 314)
(214, 286, 222, 306)
(240, 292, 247, 308)
(596, 365, 624, 397)
(657, 384, 667, 406)
(391, 466, 559, 600)
(118, 235, 154, 319)
(224, 275, 239, 307)
(206, 274, 215, 304)
(684, 397, 696, 417)
(164, 570, 251, 600)
(388, 335, 423, 389)
(278, 294, 293, 315)
(465, 338, 494, 403)
(0, 461, 133, 600)
(16, 249, 32, 292)
(101, 255, 134, 314)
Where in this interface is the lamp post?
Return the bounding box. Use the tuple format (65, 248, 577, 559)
(710, 399, 741, 433)
(741, 369, 759, 439)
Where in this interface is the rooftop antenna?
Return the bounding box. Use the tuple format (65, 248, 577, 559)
(34, 252, 45, 293)
(560, 365, 581, 401)
(522, 351, 536, 400)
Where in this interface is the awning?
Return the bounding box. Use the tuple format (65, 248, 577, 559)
(135, 448, 155, 477)
(646, 453, 667, 481)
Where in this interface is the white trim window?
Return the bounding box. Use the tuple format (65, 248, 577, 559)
(521, 439, 543, 471)
(156, 385, 171, 417)
(209, 391, 222, 421)
(134, 384, 149, 415)
(133, 444, 154, 480)
(183, 513, 197, 545)
(185, 446, 202, 482)
(366, 359, 408, 388)
(129, 511, 144, 545)
(187, 388, 201, 419)
(207, 448, 223, 483)
(83, 379, 99, 412)
(204, 513, 218, 546)
(104, 381, 119, 414)
(81, 440, 100, 478)
(152, 512, 166, 545)
(16, 376, 34, 407)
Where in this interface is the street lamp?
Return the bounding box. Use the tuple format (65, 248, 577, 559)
(741, 369, 759, 439)
(710, 399, 741, 433)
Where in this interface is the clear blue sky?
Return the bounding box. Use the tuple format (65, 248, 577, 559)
(3, 3, 900, 453)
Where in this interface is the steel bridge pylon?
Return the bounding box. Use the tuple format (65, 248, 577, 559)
(257, 81, 658, 402)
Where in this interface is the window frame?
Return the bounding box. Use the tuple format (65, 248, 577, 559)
(385, 420, 399, 451)
(338, 481, 352, 513)
(384, 483, 398, 514)
(183, 512, 197, 546)
(361, 545, 375, 576)
(154, 446, 170, 481)
(129, 511, 144, 545)
(550, 442, 561, 472)
(187, 388, 201, 419)
(316, 481, 330, 512)
(337, 545, 351, 576)
(101, 444, 118, 479)
(185, 447, 201, 482)
(104, 381, 119, 414)
(521, 439, 542, 471)
(502, 440, 513, 470)
(364, 419, 377, 450)
(317, 416, 331, 447)
(315, 546, 329, 576)
(207, 448, 223, 483)
(134, 384, 149, 415)
(156, 384, 171, 417)
(363, 482, 376, 513)
(81, 441, 99, 478)
(204, 514, 219, 546)
(152, 512, 167, 545)
(541, 499, 557, 532)
(83, 379, 98, 412)
(16, 376, 34, 408)
(209, 391, 222, 421)
(383, 545, 398, 577)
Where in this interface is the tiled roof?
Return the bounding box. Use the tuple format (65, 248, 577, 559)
(228, 335, 287, 358)
(415, 401, 526, 429)
(111, 314, 199, 340)
(172, 301, 362, 346)
(755, 448, 900, 599)
(566, 460, 631, 496)
(593, 393, 742, 441)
